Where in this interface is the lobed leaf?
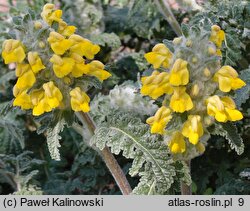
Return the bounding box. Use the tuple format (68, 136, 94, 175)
(210, 122, 244, 155)
(235, 68, 250, 107)
(91, 111, 190, 194)
(46, 119, 66, 161)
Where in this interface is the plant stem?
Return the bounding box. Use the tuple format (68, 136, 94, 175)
(155, 0, 183, 36)
(76, 112, 132, 195)
(181, 160, 192, 195)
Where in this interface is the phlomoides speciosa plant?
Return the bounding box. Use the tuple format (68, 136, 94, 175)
(1, 2, 247, 195)
(1, 3, 132, 195)
(140, 22, 246, 193)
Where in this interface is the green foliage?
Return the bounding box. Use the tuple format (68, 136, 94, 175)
(128, 0, 160, 39)
(46, 119, 66, 161)
(34, 109, 77, 161)
(0, 151, 44, 194)
(0, 109, 25, 154)
(0, 0, 249, 196)
(210, 122, 244, 155)
(14, 185, 43, 195)
(62, 0, 103, 34)
(104, 0, 174, 39)
(175, 0, 202, 11)
(235, 67, 250, 107)
(0, 71, 15, 92)
(192, 135, 250, 195)
(104, 6, 129, 35)
(0, 101, 13, 116)
(214, 178, 250, 194)
(90, 33, 121, 50)
(187, 0, 250, 68)
(91, 111, 191, 194)
(109, 51, 149, 84)
(43, 129, 115, 195)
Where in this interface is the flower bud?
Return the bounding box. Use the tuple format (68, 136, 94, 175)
(13, 85, 20, 97)
(34, 21, 42, 29)
(203, 68, 211, 77)
(176, 52, 182, 58)
(70, 87, 90, 112)
(204, 116, 213, 126)
(208, 46, 216, 55)
(192, 56, 198, 64)
(211, 25, 221, 32)
(43, 3, 54, 10)
(38, 41, 46, 49)
(173, 37, 182, 45)
(196, 142, 205, 153)
(2, 39, 26, 64)
(63, 77, 71, 85)
(186, 40, 192, 47)
(191, 84, 199, 97)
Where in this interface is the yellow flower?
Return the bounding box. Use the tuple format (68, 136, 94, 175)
(41, 4, 54, 20)
(30, 90, 48, 116)
(2, 39, 26, 64)
(15, 64, 36, 89)
(50, 54, 75, 78)
(203, 68, 211, 77)
(144, 43, 172, 69)
(13, 86, 33, 110)
(28, 52, 46, 73)
(206, 95, 243, 122)
(87, 60, 111, 81)
(13, 92, 33, 110)
(170, 87, 193, 113)
(221, 96, 244, 121)
(30, 81, 63, 116)
(34, 21, 43, 29)
(173, 37, 182, 45)
(168, 131, 186, 154)
(43, 81, 63, 108)
(213, 66, 246, 92)
(13, 85, 23, 97)
(63, 77, 71, 85)
(41, 4, 62, 25)
(70, 53, 89, 78)
(182, 115, 204, 145)
(70, 87, 90, 112)
(141, 71, 173, 99)
(169, 59, 189, 86)
(58, 21, 76, 37)
(146, 106, 172, 134)
(210, 25, 225, 48)
(47, 32, 73, 55)
(48, 9, 62, 23)
(69, 35, 100, 59)
(216, 49, 222, 56)
(196, 142, 205, 154)
(190, 84, 200, 97)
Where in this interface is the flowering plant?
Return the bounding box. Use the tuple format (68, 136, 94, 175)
(141, 25, 245, 159)
(2, 3, 111, 117)
(0, 0, 249, 195)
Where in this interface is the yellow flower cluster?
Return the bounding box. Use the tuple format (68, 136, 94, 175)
(1, 4, 111, 116)
(206, 96, 243, 122)
(144, 43, 172, 69)
(209, 25, 225, 56)
(146, 106, 172, 135)
(141, 25, 245, 156)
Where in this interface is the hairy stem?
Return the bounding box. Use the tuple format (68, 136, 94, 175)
(181, 160, 192, 195)
(76, 112, 132, 195)
(155, 0, 183, 36)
